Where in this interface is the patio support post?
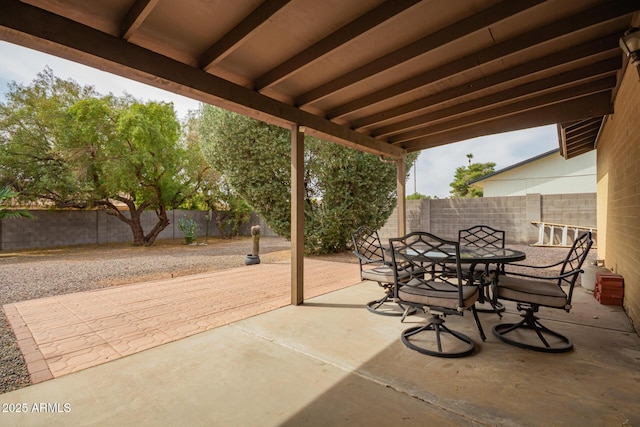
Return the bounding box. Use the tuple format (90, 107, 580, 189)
(396, 153, 407, 237)
(291, 124, 305, 305)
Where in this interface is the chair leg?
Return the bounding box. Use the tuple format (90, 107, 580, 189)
(475, 279, 504, 317)
(368, 295, 388, 311)
(492, 307, 573, 353)
(366, 287, 417, 317)
(400, 304, 413, 323)
(470, 306, 486, 342)
(401, 315, 475, 358)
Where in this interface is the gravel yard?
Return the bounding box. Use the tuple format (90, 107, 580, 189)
(0, 238, 591, 394)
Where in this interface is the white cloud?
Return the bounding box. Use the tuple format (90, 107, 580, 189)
(2, 41, 560, 197)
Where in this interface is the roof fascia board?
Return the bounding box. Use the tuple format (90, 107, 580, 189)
(469, 148, 560, 184)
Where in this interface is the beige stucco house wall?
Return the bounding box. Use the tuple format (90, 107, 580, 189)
(472, 150, 596, 197)
(597, 60, 640, 331)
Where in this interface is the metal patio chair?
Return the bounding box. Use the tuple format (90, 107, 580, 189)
(351, 226, 414, 317)
(389, 231, 486, 358)
(492, 231, 593, 353)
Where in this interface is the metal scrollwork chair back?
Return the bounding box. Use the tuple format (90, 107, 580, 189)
(458, 225, 507, 315)
(351, 226, 413, 317)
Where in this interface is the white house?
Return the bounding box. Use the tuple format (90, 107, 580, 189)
(470, 149, 596, 197)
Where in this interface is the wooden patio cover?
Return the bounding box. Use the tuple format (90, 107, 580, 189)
(1, 0, 638, 302)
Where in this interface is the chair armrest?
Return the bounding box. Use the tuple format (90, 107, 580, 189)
(352, 251, 390, 266)
(504, 259, 565, 269)
(501, 268, 584, 281)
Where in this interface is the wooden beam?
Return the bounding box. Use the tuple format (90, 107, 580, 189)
(254, 0, 420, 91)
(566, 133, 599, 148)
(326, 0, 637, 119)
(391, 76, 616, 144)
(352, 34, 621, 130)
(565, 133, 598, 148)
(565, 123, 601, 140)
(565, 117, 603, 132)
(401, 91, 613, 152)
(291, 125, 305, 305)
(396, 155, 407, 238)
(199, 0, 291, 70)
(295, 0, 546, 107)
(565, 145, 596, 158)
(0, 0, 403, 160)
(120, 0, 159, 40)
(566, 126, 600, 144)
(373, 57, 620, 138)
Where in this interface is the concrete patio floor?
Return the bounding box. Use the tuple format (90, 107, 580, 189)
(1, 261, 639, 426)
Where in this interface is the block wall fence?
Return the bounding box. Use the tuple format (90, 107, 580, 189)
(378, 193, 597, 245)
(0, 210, 277, 251)
(0, 193, 595, 251)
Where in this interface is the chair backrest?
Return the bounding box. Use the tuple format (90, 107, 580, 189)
(459, 225, 505, 249)
(389, 231, 465, 310)
(560, 231, 593, 301)
(351, 226, 386, 266)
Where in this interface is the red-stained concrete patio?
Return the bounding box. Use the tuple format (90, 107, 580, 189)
(4, 259, 360, 383)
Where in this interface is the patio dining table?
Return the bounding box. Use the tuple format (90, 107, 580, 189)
(395, 245, 526, 266)
(458, 246, 527, 307)
(393, 244, 526, 311)
(459, 246, 527, 273)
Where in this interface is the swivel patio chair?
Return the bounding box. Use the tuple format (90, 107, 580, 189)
(492, 231, 593, 353)
(389, 231, 486, 358)
(351, 226, 414, 317)
(458, 225, 506, 314)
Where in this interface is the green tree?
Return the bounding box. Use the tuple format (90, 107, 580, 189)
(196, 106, 417, 254)
(0, 187, 34, 220)
(449, 154, 495, 198)
(407, 192, 437, 200)
(0, 68, 208, 246)
(210, 178, 253, 239)
(181, 112, 251, 238)
(0, 68, 96, 207)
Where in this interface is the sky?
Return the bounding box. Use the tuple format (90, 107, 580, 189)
(0, 41, 559, 198)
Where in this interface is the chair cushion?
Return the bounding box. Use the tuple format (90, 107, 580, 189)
(361, 266, 410, 283)
(496, 275, 568, 308)
(398, 279, 479, 310)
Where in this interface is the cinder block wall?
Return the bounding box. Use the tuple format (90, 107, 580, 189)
(379, 193, 596, 246)
(597, 60, 640, 330)
(541, 193, 598, 226)
(1, 193, 598, 251)
(0, 209, 275, 251)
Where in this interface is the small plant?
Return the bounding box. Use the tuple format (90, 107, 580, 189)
(178, 217, 199, 244)
(0, 187, 34, 220)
